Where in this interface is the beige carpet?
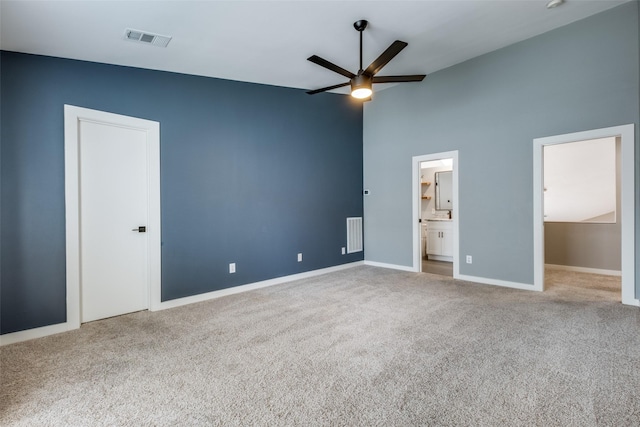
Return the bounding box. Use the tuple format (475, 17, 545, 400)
(545, 268, 621, 303)
(2, 266, 639, 426)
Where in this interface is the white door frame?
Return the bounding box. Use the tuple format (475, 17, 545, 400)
(64, 105, 162, 330)
(533, 124, 637, 305)
(412, 150, 459, 277)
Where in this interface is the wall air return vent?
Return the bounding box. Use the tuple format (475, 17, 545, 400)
(124, 29, 172, 47)
(346, 217, 363, 254)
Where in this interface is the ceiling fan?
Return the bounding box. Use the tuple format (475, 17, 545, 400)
(306, 20, 426, 101)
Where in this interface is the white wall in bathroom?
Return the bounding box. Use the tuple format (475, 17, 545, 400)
(420, 164, 453, 220)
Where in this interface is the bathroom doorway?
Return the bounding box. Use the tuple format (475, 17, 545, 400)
(412, 151, 459, 277)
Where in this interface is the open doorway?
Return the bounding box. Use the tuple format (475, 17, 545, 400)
(533, 125, 637, 306)
(412, 151, 459, 277)
(543, 137, 620, 300)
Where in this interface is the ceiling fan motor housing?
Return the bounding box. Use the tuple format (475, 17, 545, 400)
(351, 74, 372, 90)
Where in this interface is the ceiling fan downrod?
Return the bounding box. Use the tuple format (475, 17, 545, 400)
(354, 20, 368, 73)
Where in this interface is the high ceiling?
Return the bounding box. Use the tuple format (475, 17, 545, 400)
(0, 1, 630, 94)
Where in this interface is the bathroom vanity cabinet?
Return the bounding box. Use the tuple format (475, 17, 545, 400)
(426, 220, 453, 262)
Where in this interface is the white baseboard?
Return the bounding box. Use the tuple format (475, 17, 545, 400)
(0, 321, 75, 346)
(153, 261, 364, 311)
(545, 264, 622, 277)
(427, 255, 453, 262)
(1, 261, 364, 346)
(364, 260, 417, 272)
(621, 296, 640, 307)
(456, 274, 540, 292)
(365, 260, 536, 292)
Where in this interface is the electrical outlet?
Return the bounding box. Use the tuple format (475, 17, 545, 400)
(297, 253, 303, 262)
(466, 255, 472, 264)
(229, 263, 236, 273)
(341, 247, 346, 255)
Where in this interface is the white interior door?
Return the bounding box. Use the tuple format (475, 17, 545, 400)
(79, 120, 149, 322)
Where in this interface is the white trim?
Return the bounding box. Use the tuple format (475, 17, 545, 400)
(154, 261, 364, 310)
(427, 255, 453, 263)
(545, 264, 621, 277)
(146, 123, 162, 311)
(64, 105, 162, 328)
(0, 322, 76, 346)
(365, 260, 539, 292)
(364, 260, 416, 272)
(533, 124, 637, 305)
(456, 274, 539, 292)
(412, 151, 460, 278)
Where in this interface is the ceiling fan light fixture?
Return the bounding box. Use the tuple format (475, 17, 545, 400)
(306, 20, 425, 98)
(351, 75, 372, 99)
(351, 87, 373, 99)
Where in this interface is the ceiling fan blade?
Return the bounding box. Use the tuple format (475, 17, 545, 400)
(306, 81, 350, 95)
(373, 75, 426, 83)
(307, 55, 356, 79)
(364, 40, 408, 76)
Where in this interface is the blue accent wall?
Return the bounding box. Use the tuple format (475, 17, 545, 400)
(0, 52, 363, 334)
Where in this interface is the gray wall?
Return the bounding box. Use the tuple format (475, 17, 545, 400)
(544, 139, 621, 271)
(363, 3, 639, 286)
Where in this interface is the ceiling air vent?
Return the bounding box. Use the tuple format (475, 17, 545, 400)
(124, 29, 172, 48)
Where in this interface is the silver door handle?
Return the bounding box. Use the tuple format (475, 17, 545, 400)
(132, 226, 146, 233)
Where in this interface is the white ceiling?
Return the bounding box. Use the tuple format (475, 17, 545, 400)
(0, 1, 630, 95)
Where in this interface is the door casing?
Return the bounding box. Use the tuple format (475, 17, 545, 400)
(64, 105, 162, 329)
(533, 124, 637, 305)
(412, 151, 459, 276)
